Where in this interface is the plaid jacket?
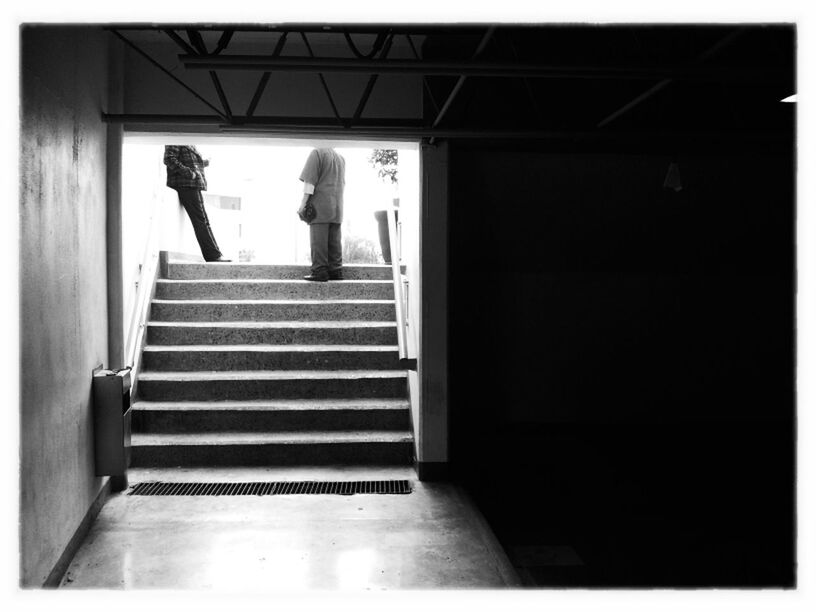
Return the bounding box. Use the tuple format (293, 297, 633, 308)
(164, 145, 208, 191)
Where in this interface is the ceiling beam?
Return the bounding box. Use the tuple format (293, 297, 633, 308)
(177, 54, 783, 83)
(106, 24, 484, 35)
(100, 113, 789, 144)
(102, 113, 424, 127)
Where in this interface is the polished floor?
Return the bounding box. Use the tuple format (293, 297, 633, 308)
(60, 466, 520, 590)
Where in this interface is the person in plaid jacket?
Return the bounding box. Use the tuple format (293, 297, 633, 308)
(163, 145, 230, 262)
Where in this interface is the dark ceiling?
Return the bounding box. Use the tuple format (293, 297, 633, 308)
(104, 23, 796, 143)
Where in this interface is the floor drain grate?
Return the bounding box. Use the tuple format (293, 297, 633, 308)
(129, 480, 412, 496)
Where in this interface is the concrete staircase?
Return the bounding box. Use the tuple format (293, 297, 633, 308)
(131, 260, 414, 467)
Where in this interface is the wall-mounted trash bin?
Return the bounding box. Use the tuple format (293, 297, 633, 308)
(92, 368, 132, 491)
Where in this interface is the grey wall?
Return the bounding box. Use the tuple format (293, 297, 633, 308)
(418, 142, 449, 467)
(19, 26, 112, 586)
(446, 143, 795, 585)
(449, 146, 794, 426)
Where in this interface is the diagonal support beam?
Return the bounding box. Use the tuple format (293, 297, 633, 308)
(212, 30, 234, 55)
(210, 74, 233, 119)
(431, 26, 496, 130)
(110, 29, 228, 120)
(185, 28, 234, 120)
(504, 33, 543, 125)
(406, 34, 440, 115)
(300, 32, 343, 125)
(351, 31, 394, 124)
(246, 32, 288, 117)
(163, 29, 196, 55)
(597, 27, 746, 128)
(185, 28, 208, 54)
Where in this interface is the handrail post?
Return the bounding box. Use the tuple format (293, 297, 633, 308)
(386, 206, 417, 370)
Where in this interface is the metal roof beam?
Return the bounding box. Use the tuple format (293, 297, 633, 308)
(177, 56, 780, 83)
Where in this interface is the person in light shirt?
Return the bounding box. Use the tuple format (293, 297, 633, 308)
(297, 148, 346, 281)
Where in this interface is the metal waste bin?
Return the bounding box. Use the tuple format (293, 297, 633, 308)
(92, 368, 132, 491)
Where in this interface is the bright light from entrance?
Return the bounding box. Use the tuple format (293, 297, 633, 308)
(781, 94, 797, 103)
(122, 140, 418, 266)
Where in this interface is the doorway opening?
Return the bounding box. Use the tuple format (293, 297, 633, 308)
(121, 136, 419, 266)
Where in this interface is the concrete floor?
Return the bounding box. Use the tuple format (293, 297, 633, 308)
(60, 466, 520, 590)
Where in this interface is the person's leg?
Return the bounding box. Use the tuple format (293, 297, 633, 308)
(307, 223, 329, 280)
(176, 188, 223, 261)
(328, 223, 343, 279)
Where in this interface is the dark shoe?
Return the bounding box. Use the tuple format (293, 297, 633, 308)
(208, 257, 232, 262)
(328, 270, 344, 280)
(303, 273, 329, 282)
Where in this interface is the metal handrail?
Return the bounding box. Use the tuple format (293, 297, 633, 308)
(123, 212, 162, 399)
(386, 206, 417, 370)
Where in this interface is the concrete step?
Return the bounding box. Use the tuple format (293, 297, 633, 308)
(155, 279, 393, 301)
(146, 321, 399, 346)
(167, 262, 392, 281)
(130, 430, 414, 466)
(131, 399, 411, 433)
(137, 370, 408, 401)
(141, 345, 401, 371)
(150, 299, 396, 322)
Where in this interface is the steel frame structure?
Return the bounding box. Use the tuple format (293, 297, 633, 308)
(102, 25, 788, 141)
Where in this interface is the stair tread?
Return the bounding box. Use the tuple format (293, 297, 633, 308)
(169, 262, 389, 269)
(152, 299, 395, 305)
(138, 370, 409, 381)
(148, 321, 397, 328)
(158, 279, 391, 284)
(132, 430, 413, 445)
(132, 399, 410, 411)
(143, 344, 399, 352)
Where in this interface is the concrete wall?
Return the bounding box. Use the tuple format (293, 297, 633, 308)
(448, 143, 794, 450)
(418, 142, 449, 470)
(19, 26, 112, 586)
(447, 142, 795, 584)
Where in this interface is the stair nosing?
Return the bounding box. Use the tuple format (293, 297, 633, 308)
(168, 262, 391, 268)
(131, 431, 414, 445)
(147, 321, 398, 328)
(151, 299, 396, 305)
(137, 370, 409, 381)
(132, 399, 411, 411)
(142, 344, 399, 352)
(158, 279, 392, 284)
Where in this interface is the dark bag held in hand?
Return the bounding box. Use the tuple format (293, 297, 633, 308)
(298, 199, 316, 223)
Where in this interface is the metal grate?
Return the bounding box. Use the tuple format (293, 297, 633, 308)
(129, 480, 412, 496)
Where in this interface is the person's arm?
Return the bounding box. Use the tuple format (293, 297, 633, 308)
(297, 182, 315, 216)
